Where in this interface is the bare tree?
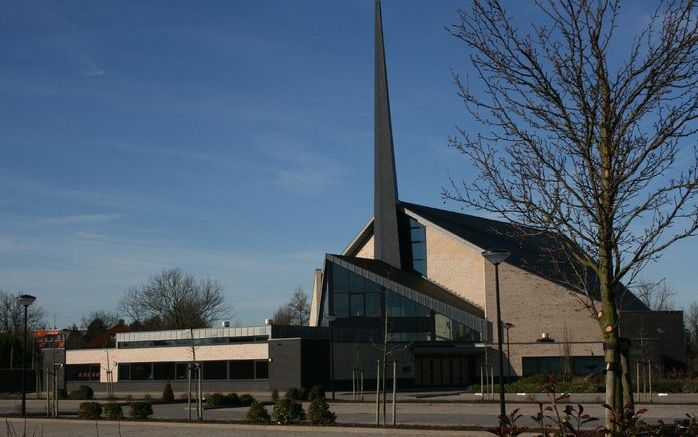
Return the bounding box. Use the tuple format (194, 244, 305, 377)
(633, 279, 677, 311)
(0, 291, 45, 368)
(271, 304, 294, 326)
(288, 287, 310, 326)
(119, 268, 230, 330)
(271, 286, 310, 326)
(446, 0, 698, 424)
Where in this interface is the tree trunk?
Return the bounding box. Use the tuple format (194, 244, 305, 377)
(620, 337, 634, 411)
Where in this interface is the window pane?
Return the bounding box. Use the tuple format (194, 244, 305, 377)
(130, 363, 152, 380)
(153, 362, 175, 380)
(348, 271, 364, 293)
(413, 259, 427, 276)
(118, 364, 130, 381)
(229, 360, 254, 379)
(387, 292, 402, 317)
(255, 361, 269, 379)
(350, 293, 364, 317)
(435, 314, 452, 341)
(415, 302, 431, 317)
(175, 363, 188, 380)
(333, 293, 349, 317)
(203, 360, 228, 379)
(365, 293, 382, 317)
(332, 265, 349, 293)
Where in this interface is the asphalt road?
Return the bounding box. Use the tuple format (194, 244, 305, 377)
(2, 399, 696, 428)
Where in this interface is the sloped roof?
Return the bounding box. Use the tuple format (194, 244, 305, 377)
(398, 201, 648, 312)
(331, 254, 484, 317)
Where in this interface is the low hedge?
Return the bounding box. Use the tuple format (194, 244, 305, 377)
(130, 402, 153, 420)
(103, 402, 123, 420)
(206, 392, 256, 408)
(69, 385, 94, 400)
(78, 402, 102, 420)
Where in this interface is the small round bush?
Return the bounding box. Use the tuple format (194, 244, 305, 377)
(284, 387, 302, 401)
(103, 402, 123, 420)
(272, 398, 305, 425)
(69, 385, 94, 400)
(238, 394, 255, 406)
(307, 397, 336, 425)
(227, 392, 239, 405)
(308, 385, 325, 400)
(130, 402, 154, 420)
(207, 393, 226, 408)
(78, 402, 102, 420)
(271, 388, 279, 402)
(162, 381, 175, 403)
(246, 401, 271, 423)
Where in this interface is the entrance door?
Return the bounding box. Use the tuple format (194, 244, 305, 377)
(415, 356, 471, 387)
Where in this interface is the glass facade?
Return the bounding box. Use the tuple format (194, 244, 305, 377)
(323, 262, 481, 343)
(522, 356, 604, 376)
(409, 218, 427, 275)
(117, 360, 268, 381)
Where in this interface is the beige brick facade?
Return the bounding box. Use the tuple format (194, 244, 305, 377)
(66, 343, 269, 383)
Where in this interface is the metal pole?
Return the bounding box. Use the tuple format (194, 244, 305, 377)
(391, 360, 396, 426)
(21, 304, 28, 416)
(480, 366, 484, 400)
(197, 364, 203, 420)
(647, 360, 652, 404)
(375, 360, 380, 426)
(330, 321, 335, 401)
(361, 369, 364, 401)
(493, 263, 506, 421)
(187, 364, 192, 421)
(352, 368, 356, 400)
(53, 366, 59, 417)
(506, 327, 512, 383)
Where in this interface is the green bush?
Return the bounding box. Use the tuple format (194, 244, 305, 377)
(103, 402, 123, 420)
(652, 379, 684, 393)
(69, 385, 94, 400)
(682, 379, 698, 393)
(307, 397, 336, 425)
(130, 402, 154, 420)
(238, 394, 255, 406)
(246, 401, 271, 423)
(78, 402, 102, 420)
(308, 385, 325, 400)
(271, 388, 279, 402)
(284, 387, 304, 401)
(207, 393, 228, 408)
(162, 381, 175, 402)
(272, 398, 305, 425)
(227, 392, 240, 405)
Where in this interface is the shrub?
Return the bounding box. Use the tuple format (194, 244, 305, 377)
(69, 385, 94, 400)
(144, 393, 153, 401)
(285, 387, 303, 401)
(78, 402, 102, 420)
(246, 401, 271, 423)
(227, 392, 239, 405)
(308, 385, 325, 401)
(130, 402, 154, 420)
(162, 381, 175, 402)
(271, 388, 279, 402)
(239, 394, 255, 406)
(272, 398, 305, 425)
(307, 397, 336, 425)
(207, 393, 227, 408)
(103, 402, 123, 420)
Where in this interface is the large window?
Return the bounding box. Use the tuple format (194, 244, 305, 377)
(66, 364, 100, 381)
(326, 263, 481, 344)
(409, 218, 427, 276)
(117, 360, 269, 381)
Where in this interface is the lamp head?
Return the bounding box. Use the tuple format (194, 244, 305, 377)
(17, 294, 36, 307)
(482, 249, 511, 265)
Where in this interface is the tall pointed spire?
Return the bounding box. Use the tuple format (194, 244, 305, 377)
(373, 0, 402, 268)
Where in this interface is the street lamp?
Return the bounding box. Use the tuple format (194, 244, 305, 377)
(17, 293, 36, 417)
(326, 313, 337, 401)
(482, 249, 510, 424)
(503, 322, 514, 383)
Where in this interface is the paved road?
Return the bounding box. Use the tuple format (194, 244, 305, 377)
(3, 418, 493, 437)
(2, 399, 696, 428)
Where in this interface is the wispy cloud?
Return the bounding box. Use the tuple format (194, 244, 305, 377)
(34, 213, 122, 225)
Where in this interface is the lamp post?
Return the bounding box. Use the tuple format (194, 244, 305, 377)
(503, 322, 514, 384)
(326, 313, 337, 401)
(17, 294, 37, 417)
(482, 249, 510, 424)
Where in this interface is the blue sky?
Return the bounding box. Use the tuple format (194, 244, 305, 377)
(1, 0, 695, 327)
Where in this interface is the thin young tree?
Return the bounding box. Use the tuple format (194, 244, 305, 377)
(288, 287, 310, 326)
(445, 0, 698, 426)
